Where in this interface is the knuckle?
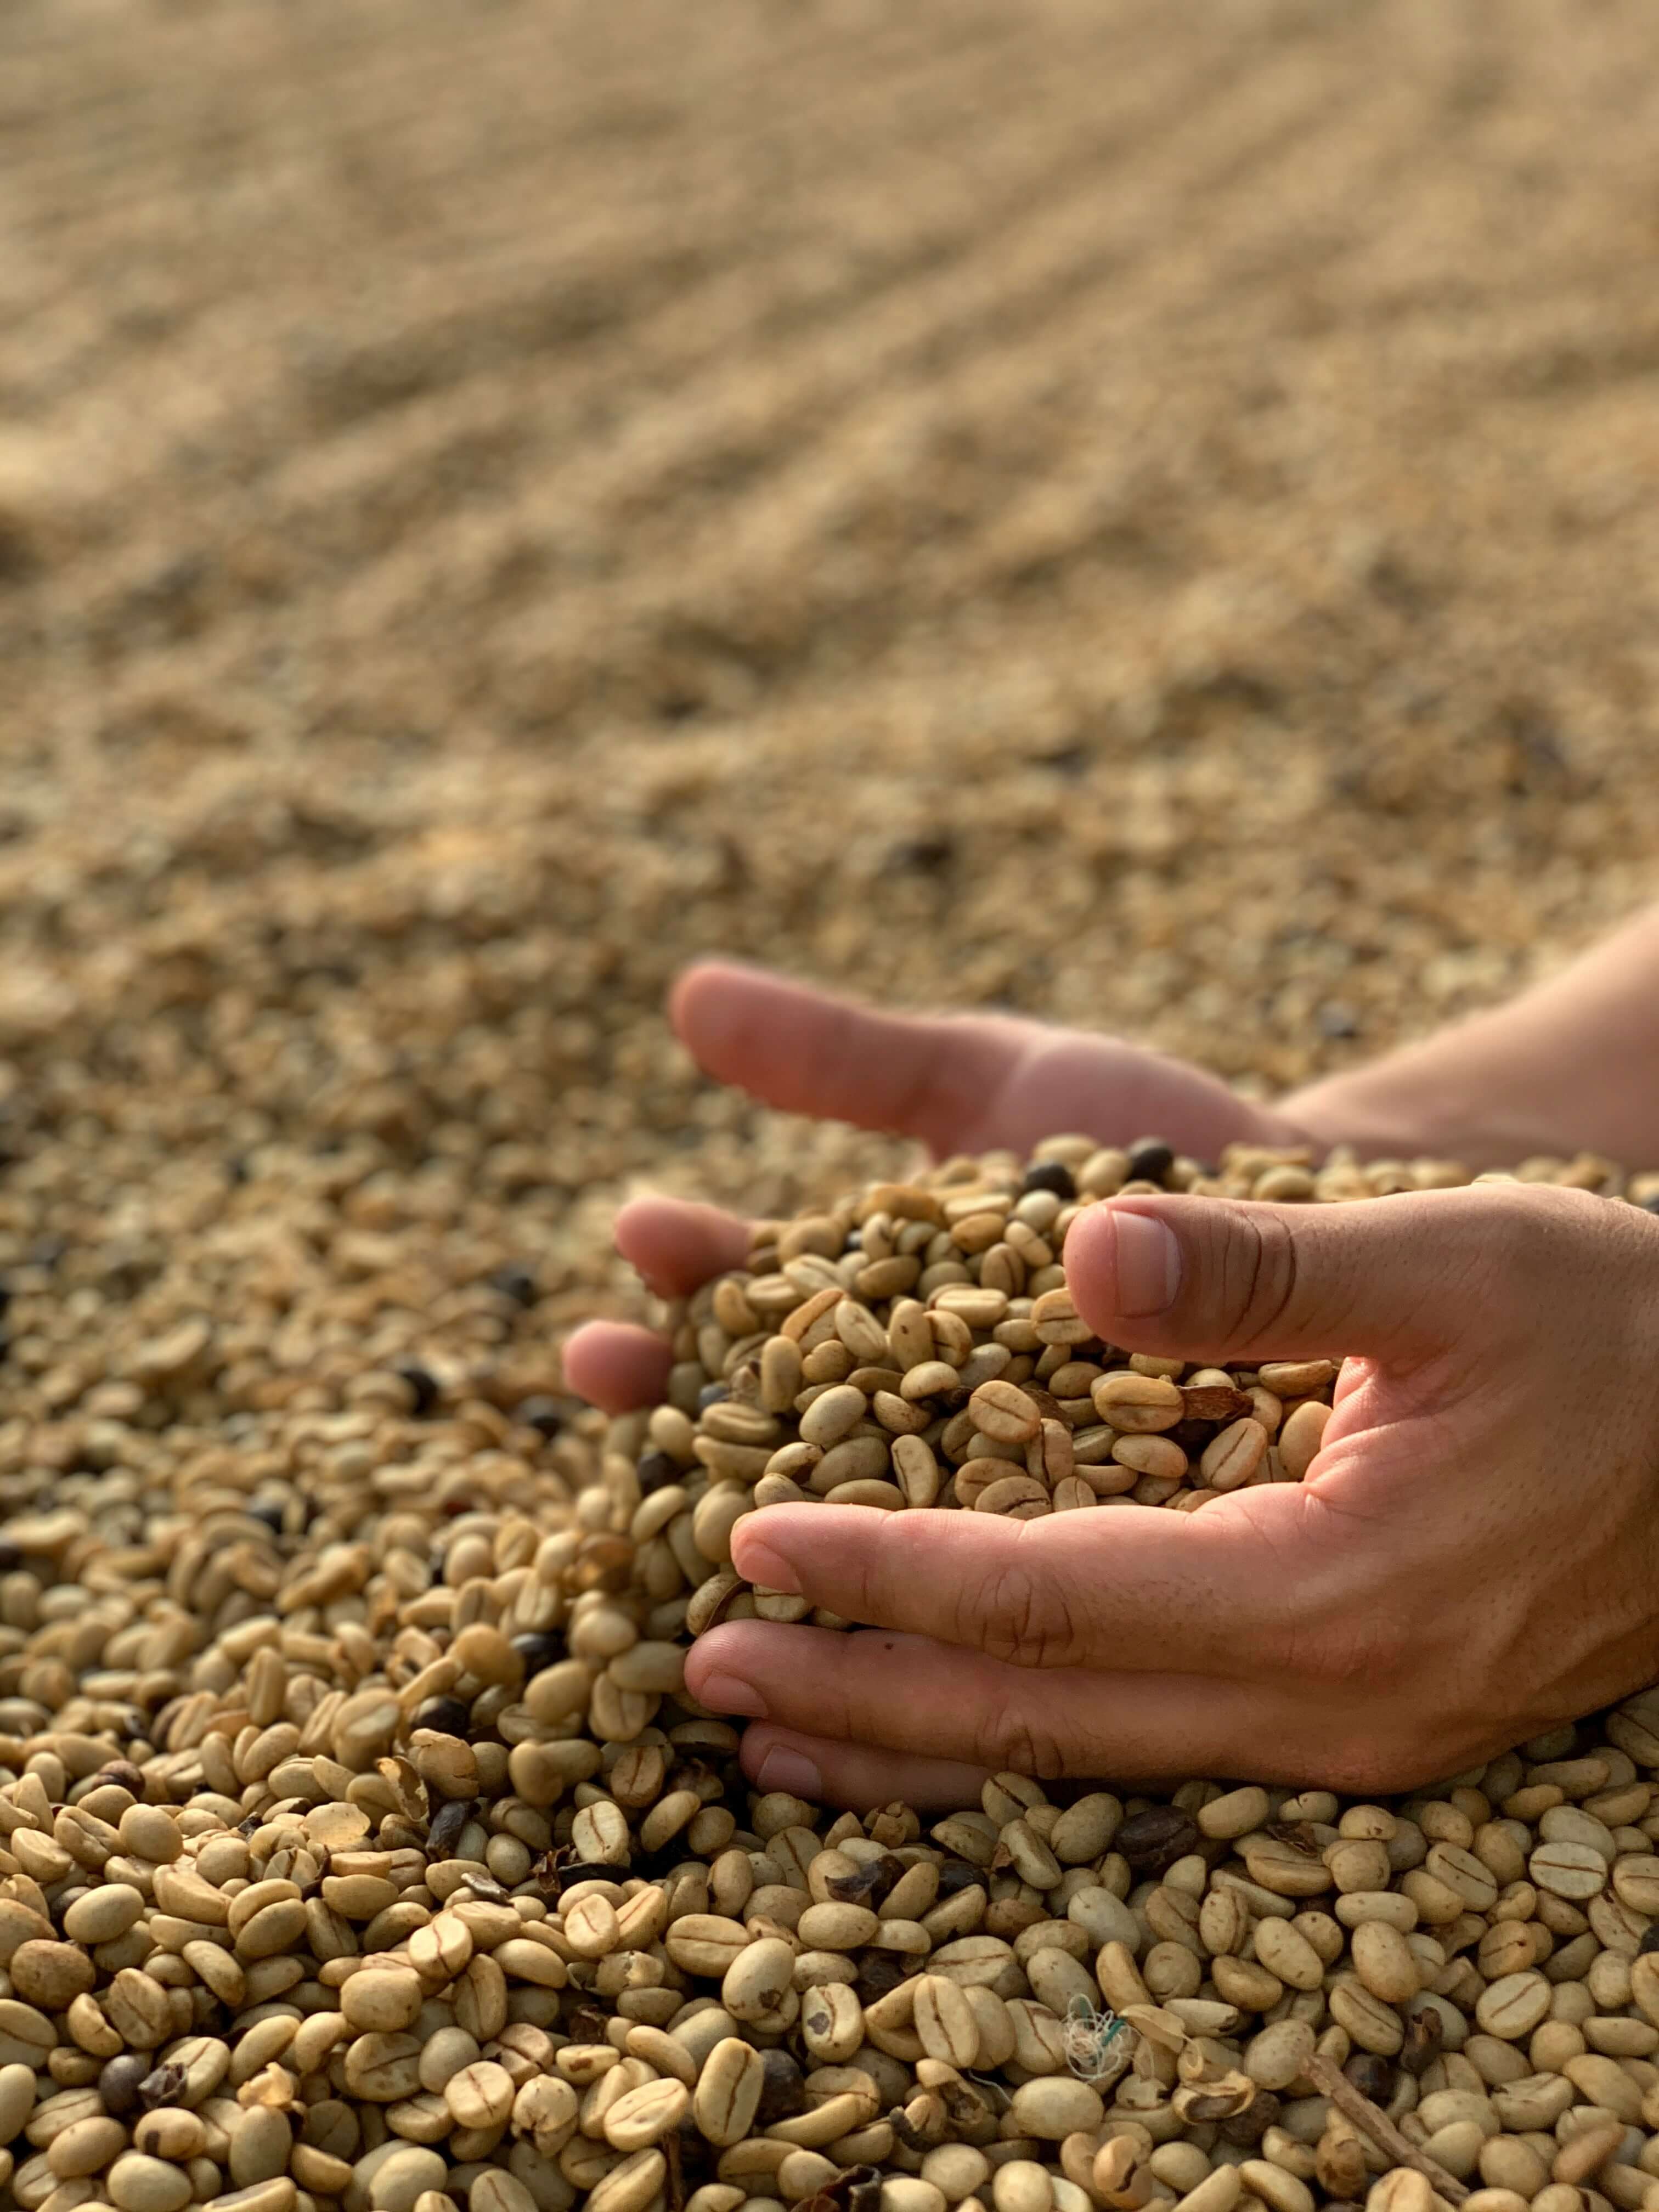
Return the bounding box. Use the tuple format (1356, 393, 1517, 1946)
(1214, 1205, 1300, 1355)
(974, 1700, 1073, 1782)
(970, 1539, 1084, 1669)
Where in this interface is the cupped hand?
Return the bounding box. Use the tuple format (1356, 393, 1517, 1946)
(685, 1182, 1659, 1806)
(563, 958, 1302, 1414)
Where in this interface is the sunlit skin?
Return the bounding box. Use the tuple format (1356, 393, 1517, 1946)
(565, 935, 1659, 1807)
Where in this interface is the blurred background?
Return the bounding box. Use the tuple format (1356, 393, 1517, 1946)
(3, 0, 1659, 1356)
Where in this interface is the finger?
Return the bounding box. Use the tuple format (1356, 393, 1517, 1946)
(690, 1621, 1301, 1782)
(726, 1498, 1296, 1674)
(561, 1322, 672, 1414)
(1065, 1186, 1527, 1367)
(613, 1195, 751, 1297)
(737, 1724, 990, 1813)
(672, 960, 1028, 1155)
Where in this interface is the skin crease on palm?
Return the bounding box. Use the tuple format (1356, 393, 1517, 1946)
(562, 942, 1659, 1810)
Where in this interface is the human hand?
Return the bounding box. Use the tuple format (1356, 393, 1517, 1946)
(564, 957, 1303, 1414)
(678, 1181, 1659, 1806)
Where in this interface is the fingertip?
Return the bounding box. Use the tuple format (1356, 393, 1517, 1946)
(613, 1195, 751, 1296)
(669, 958, 767, 1068)
(1065, 1196, 1186, 1336)
(559, 1321, 673, 1414)
(738, 1724, 991, 1812)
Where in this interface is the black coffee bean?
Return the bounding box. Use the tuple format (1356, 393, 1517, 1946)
(415, 1696, 473, 1739)
(92, 1760, 146, 1797)
(1344, 2053, 1395, 2103)
(247, 1499, 287, 1534)
(1020, 1160, 1076, 1200)
(1127, 1137, 1175, 1184)
(755, 2049, 805, 2125)
(552, 1860, 628, 1895)
(826, 1860, 887, 1904)
(511, 1632, 565, 1675)
(489, 1262, 538, 1307)
(396, 1363, 439, 1417)
(1639, 1921, 1659, 1956)
(427, 1798, 470, 1858)
(697, 1381, 730, 1410)
(516, 1396, 565, 1438)
(855, 1952, 910, 2004)
(636, 1449, 680, 1494)
(99, 2053, 150, 2118)
(1116, 1804, 1199, 1872)
(0, 1542, 23, 1574)
(935, 1859, 984, 1898)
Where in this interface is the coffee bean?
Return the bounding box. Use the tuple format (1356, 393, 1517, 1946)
(98, 2052, 150, 2119)
(516, 1395, 566, 1437)
(396, 1362, 439, 1416)
(489, 1261, 538, 1306)
(755, 2047, 806, 2125)
(1127, 1137, 1175, 1183)
(1020, 1162, 1075, 1201)
(1118, 1805, 1200, 1873)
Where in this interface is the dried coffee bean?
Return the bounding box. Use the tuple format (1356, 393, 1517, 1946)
(414, 1696, 473, 1737)
(755, 2049, 806, 2125)
(1127, 1138, 1175, 1183)
(98, 2053, 149, 2119)
(1119, 1806, 1201, 1872)
(396, 1363, 440, 1416)
(1020, 1163, 1075, 1200)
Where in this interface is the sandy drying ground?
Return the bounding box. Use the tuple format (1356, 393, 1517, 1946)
(4, 0, 1659, 1341)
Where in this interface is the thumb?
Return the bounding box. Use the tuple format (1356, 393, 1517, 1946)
(1064, 1189, 1500, 1365)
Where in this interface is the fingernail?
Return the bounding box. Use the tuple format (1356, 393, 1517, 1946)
(697, 1671, 769, 1720)
(731, 1534, 800, 1596)
(1106, 1205, 1183, 1315)
(754, 1743, 822, 1798)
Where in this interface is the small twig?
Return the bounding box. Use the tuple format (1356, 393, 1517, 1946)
(1305, 2053, 1470, 2206)
(665, 2130, 685, 2212)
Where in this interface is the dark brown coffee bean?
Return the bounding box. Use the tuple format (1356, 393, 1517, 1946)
(1118, 1806, 1200, 1873)
(755, 2048, 805, 2125)
(1345, 2053, 1396, 2104)
(1398, 2008, 1443, 2076)
(1218, 2091, 1279, 2147)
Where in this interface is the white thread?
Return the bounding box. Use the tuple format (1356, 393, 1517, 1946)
(1063, 1994, 1133, 2084)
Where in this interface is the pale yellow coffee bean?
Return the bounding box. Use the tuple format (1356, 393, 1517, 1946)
(993, 2159, 1056, 2212)
(799, 1383, 868, 1447)
(969, 1378, 1043, 1443)
(1528, 1838, 1608, 1900)
(1277, 1399, 1331, 1480)
(603, 2076, 692, 2151)
(1010, 2076, 1105, 2140)
(1198, 1785, 1271, 1840)
(1350, 1917, 1421, 2002)
(443, 2058, 516, 2130)
(692, 2037, 765, 2146)
(341, 1965, 424, 2033)
(912, 1973, 980, 2067)
(1092, 1373, 1183, 1432)
(1199, 1416, 1268, 1491)
(107, 2152, 194, 2212)
(1476, 1969, 1553, 2040)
